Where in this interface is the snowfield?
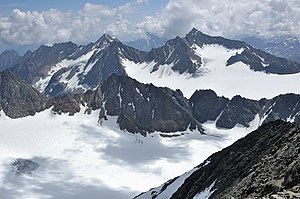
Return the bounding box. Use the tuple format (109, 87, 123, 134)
(0, 108, 259, 199)
(123, 44, 300, 100)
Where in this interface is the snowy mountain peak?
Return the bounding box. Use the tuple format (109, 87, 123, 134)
(188, 27, 202, 35)
(94, 33, 117, 48)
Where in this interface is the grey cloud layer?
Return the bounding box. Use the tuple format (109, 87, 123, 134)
(0, 0, 299, 46)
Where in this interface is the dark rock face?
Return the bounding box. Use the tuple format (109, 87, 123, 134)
(10, 42, 78, 84)
(99, 74, 203, 134)
(0, 70, 47, 118)
(185, 28, 247, 50)
(190, 90, 229, 123)
(43, 34, 147, 97)
(146, 36, 201, 74)
(47, 87, 103, 116)
(138, 120, 300, 199)
(263, 94, 300, 124)
(0, 50, 22, 71)
(80, 41, 145, 88)
(189, 90, 300, 129)
(45, 74, 204, 134)
(216, 95, 265, 128)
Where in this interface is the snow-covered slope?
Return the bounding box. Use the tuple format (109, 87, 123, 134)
(0, 107, 257, 199)
(123, 43, 300, 100)
(136, 120, 300, 199)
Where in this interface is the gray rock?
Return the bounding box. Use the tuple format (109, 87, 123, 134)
(190, 89, 229, 123)
(0, 70, 47, 118)
(10, 42, 78, 84)
(11, 158, 39, 176)
(100, 74, 204, 134)
(216, 95, 265, 128)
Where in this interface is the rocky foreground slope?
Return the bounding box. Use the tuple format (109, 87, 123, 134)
(136, 120, 300, 199)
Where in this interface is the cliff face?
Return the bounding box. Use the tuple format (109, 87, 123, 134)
(0, 70, 47, 118)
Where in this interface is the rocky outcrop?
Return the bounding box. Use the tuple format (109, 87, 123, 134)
(190, 90, 300, 129)
(0, 70, 47, 118)
(11, 159, 39, 176)
(47, 87, 103, 116)
(216, 95, 265, 128)
(99, 74, 203, 134)
(190, 90, 229, 123)
(136, 120, 300, 199)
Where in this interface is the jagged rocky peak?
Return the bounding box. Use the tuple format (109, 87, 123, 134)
(190, 89, 229, 123)
(146, 35, 199, 74)
(185, 27, 247, 49)
(99, 74, 204, 135)
(0, 70, 47, 118)
(94, 33, 117, 48)
(136, 120, 300, 199)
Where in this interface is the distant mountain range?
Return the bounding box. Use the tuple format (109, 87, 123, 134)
(124, 32, 167, 52)
(0, 28, 299, 100)
(242, 35, 300, 64)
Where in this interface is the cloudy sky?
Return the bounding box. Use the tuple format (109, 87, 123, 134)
(0, 0, 299, 54)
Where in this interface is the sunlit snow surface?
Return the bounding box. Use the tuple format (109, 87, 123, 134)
(123, 44, 300, 100)
(0, 108, 259, 199)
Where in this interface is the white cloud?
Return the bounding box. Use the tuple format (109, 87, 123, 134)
(0, 0, 299, 48)
(0, 0, 149, 46)
(149, 0, 300, 39)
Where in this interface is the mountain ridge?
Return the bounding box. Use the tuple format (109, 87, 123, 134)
(3, 28, 299, 99)
(1, 69, 300, 135)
